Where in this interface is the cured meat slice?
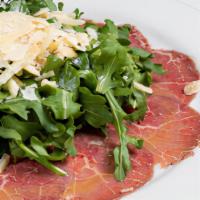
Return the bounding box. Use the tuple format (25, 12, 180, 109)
(127, 94, 200, 167)
(129, 26, 151, 50)
(152, 50, 199, 105)
(0, 133, 153, 200)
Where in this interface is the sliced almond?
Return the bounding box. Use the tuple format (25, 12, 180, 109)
(134, 81, 153, 94)
(184, 80, 200, 95)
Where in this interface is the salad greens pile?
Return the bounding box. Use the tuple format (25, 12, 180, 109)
(0, 0, 164, 181)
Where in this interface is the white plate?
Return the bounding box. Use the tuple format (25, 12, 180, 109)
(61, 0, 200, 199)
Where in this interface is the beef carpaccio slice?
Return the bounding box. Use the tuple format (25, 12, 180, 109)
(129, 26, 151, 50)
(127, 96, 200, 167)
(0, 26, 200, 200)
(0, 133, 153, 200)
(152, 50, 199, 105)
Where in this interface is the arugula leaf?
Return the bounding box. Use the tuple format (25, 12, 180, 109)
(44, 0, 57, 11)
(78, 70, 97, 90)
(130, 47, 152, 59)
(6, 0, 30, 13)
(47, 17, 57, 24)
(64, 118, 77, 156)
(1, 0, 58, 14)
(1, 115, 41, 141)
(41, 86, 81, 120)
(0, 91, 8, 101)
(105, 90, 130, 180)
(72, 53, 90, 70)
(91, 38, 131, 93)
(17, 141, 67, 176)
(31, 136, 49, 157)
(0, 126, 67, 175)
(58, 61, 80, 92)
(58, 1, 64, 11)
(126, 90, 147, 121)
(9, 141, 25, 160)
(126, 135, 143, 149)
(118, 25, 131, 46)
(0, 98, 30, 120)
(100, 19, 118, 38)
(30, 101, 59, 133)
(26, 0, 49, 14)
(79, 87, 113, 128)
(143, 60, 165, 74)
(73, 8, 84, 19)
(0, 98, 58, 133)
(0, 127, 22, 141)
(42, 55, 64, 74)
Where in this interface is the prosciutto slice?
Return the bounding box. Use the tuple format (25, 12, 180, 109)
(0, 26, 200, 200)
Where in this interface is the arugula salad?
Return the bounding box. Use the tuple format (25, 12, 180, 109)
(0, 0, 164, 181)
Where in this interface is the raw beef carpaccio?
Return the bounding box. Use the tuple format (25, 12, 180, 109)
(0, 26, 200, 200)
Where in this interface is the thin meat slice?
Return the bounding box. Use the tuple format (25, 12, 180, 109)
(151, 50, 199, 105)
(152, 50, 199, 83)
(152, 82, 194, 106)
(0, 133, 153, 200)
(127, 94, 200, 167)
(129, 26, 151, 50)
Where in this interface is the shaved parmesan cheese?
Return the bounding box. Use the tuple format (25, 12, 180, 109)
(24, 65, 40, 76)
(35, 71, 55, 81)
(0, 62, 24, 85)
(56, 44, 77, 59)
(0, 11, 90, 86)
(6, 78, 20, 97)
(0, 12, 35, 45)
(1, 42, 30, 61)
(86, 27, 98, 40)
(21, 84, 38, 101)
(63, 32, 90, 51)
(184, 80, 200, 95)
(41, 79, 57, 87)
(50, 11, 85, 26)
(134, 81, 153, 94)
(0, 154, 10, 174)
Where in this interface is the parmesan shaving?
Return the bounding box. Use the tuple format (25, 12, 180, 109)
(21, 84, 39, 101)
(41, 79, 58, 87)
(35, 71, 55, 81)
(0, 11, 90, 87)
(7, 78, 20, 97)
(184, 80, 200, 95)
(24, 65, 40, 76)
(0, 154, 10, 174)
(86, 27, 98, 40)
(134, 81, 153, 94)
